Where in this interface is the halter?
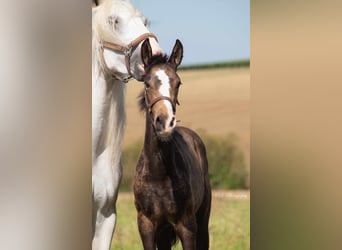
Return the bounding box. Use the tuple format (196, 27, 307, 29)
(102, 33, 158, 83)
(144, 87, 178, 114)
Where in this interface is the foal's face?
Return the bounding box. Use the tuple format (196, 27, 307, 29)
(141, 39, 183, 140)
(145, 65, 181, 140)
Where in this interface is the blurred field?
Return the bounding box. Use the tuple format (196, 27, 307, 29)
(124, 67, 250, 182)
(111, 190, 250, 250)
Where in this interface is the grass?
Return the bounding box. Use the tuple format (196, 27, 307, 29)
(111, 191, 250, 250)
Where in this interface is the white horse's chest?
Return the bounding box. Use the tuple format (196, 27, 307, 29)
(92, 76, 125, 152)
(92, 77, 110, 157)
(92, 75, 125, 205)
(92, 148, 122, 207)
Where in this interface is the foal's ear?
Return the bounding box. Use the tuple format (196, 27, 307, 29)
(168, 39, 183, 70)
(141, 38, 152, 69)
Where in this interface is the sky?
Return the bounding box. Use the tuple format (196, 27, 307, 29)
(131, 0, 250, 66)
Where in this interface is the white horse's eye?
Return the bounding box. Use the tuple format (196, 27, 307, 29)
(108, 16, 119, 28)
(145, 19, 150, 27)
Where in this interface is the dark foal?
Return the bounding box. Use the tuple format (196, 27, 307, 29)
(133, 39, 212, 250)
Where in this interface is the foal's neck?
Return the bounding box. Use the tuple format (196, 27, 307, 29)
(143, 114, 175, 175)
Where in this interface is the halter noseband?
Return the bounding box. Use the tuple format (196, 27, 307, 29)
(102, 33, 158, 83)
(147, 95, 176, 114)
(144, 86, 179, 115)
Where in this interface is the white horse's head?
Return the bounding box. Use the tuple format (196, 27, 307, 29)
(93, 0, 163, 81)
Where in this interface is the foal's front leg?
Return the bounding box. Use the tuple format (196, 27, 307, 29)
(137, 212, 156, 250)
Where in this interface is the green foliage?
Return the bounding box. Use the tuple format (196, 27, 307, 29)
(179, 59, 250, 71)
(121, 140, 143, 191)
(121, 130, 247, 191)
(197, 130, 247, 189)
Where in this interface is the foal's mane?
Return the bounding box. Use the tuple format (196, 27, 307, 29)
(138, 54, 169, 112)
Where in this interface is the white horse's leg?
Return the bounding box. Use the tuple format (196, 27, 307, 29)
(92, 149, 122, 250)
(92, 207, 117, 250)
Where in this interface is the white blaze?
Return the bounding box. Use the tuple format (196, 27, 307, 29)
(155, 70, 175, 129)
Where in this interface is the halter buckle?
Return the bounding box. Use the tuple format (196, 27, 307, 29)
(122, 75, 132, 83)
(123, 44, 133, 57)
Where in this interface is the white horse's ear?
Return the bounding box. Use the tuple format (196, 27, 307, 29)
(92, 0, 105, 6)
(168, 39, 183, 70)
(141, 39, 152, 68)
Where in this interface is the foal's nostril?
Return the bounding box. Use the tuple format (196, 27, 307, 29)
(155, 115, 175, 131)
(169, 117, 175, 127)
(155, 115, 165, 130)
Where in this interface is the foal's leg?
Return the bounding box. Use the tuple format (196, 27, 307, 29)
(195, 210, 210, 250)
(137, 212, 156, 250)
(195, 193, 211, 250)
(175, 217, 197, 250)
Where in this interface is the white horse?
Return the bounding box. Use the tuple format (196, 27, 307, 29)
(92, 1, 162, 249)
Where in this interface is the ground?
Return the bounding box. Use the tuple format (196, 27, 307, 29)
(111, 190, 250, 250)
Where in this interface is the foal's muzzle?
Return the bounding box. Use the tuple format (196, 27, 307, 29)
(146, 94, 177, 140)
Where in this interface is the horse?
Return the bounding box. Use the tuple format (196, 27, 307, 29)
(133, 39, 212, 250)
(92, 1, 163, 249)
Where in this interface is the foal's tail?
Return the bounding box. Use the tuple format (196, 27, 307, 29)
(156, 225, 178, 248)
(169, 228, 178, 246)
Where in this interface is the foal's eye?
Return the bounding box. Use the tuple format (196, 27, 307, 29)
(176, 81, 182, 89)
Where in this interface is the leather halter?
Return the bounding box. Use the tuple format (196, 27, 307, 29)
(147, 95, 176, 113)
(145, 86, 177, 115)
(102, 33, 158, 83)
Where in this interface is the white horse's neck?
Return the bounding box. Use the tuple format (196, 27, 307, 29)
(92, 55, 126, 165)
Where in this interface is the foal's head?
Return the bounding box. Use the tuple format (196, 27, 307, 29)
(139, 39, 183, 141)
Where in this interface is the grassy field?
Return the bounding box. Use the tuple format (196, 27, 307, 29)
(124, 67, 250, 185)
(111, 190, 250, 250)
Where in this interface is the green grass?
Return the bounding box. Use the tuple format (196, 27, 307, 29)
(111, 192, 250, 250)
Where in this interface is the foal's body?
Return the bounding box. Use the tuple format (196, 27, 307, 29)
(134, 39, 211, 250)
(134, 124, 211, 250)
